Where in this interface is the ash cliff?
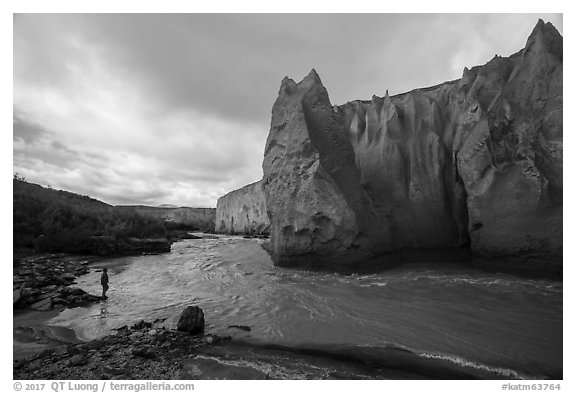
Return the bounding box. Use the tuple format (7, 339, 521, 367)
(117, 205, 216, 231)
(220, 20, 563, 275)
(215, 180, 270, 235)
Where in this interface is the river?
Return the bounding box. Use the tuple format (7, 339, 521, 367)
(46, 235, 562, 379)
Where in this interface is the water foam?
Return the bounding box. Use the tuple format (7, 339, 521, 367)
(416, 351, 538, 379)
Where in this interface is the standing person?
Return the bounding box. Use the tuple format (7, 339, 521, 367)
(101, 268, 109, 299)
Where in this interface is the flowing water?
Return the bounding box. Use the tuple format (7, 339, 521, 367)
(47, 235, 562, 379)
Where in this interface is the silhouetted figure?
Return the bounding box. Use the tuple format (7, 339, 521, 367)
(101, 268, 109, 299)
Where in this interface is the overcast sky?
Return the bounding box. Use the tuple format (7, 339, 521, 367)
(13, 13, 563, 207)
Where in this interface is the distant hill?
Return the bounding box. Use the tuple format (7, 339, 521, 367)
(116, 205, 215, 231)
(13, 179, 170, 255)
(14, 178, 113, 213)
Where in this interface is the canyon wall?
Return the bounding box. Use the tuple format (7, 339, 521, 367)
(215, 181, 270, 235)
(117, 206, 216, 231)
(260, 20, 562, 273)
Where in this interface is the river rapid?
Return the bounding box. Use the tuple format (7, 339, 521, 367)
(47, 235, 562, 379)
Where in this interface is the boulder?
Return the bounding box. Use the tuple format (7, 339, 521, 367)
(131, 347, 157, 359)
(35, 290, 59, 301)
(132, 320, 152, 330)
(60, 287, 85, 297)
(68, 355, 88, 367)
(30, 297, 52, 311)
(81, 293, 103, 302)
(13, 283, 25, 305)
(176, 306, 205, 335)
(60, 273, 76, 281)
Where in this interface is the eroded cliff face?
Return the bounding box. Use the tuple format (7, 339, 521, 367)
(455, 21, 563, 266)
(261, 20, 562, 273)
(338, 85, 470, 250)
(262, 70, 392, 267)
(215, 181, 270, 235)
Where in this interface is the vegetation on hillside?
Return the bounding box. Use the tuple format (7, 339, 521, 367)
(13, 177, 170, 255)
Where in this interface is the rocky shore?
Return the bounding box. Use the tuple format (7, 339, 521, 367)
(14, 318, 380, 380)
(13, 252, 103, 311)
(13, 318, 224, 380)
(13, 316, 512, 380)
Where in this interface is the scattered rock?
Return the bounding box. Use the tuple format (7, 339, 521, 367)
(60, 287, 85, 297)
(132, 347, 157, 359)
(13, 284, 24, 305)
(132, 320, 152, 330)
(12, 317, 235, 380)
(52, 297, 69, 306)
(130, 332, 144, 340)
(203, 334, 221, 345)
(27, 360, 42, 371)
(103, 366, 124, 376)
(61, 272, 76, 280)
(30, 297, 52, 311)
(88, 340, 106, 350)
(13, 254, 102, 311)
(68, 355, 88, 367)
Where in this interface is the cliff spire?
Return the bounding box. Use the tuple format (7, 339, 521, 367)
(524, 19, 563, 59)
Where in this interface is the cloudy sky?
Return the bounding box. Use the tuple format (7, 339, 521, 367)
(13, 13, 563, 207)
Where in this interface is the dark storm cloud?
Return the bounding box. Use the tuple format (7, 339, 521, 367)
(17, 14, 348, 122)
(13, 115, 48, 144)
(13, 13, 563, 207)
(13, 116, 81, 169)
(16, 14, 563, 122)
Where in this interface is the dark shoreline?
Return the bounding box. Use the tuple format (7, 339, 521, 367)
(13, 309, 82, 361)
(15, 316, 555, 380)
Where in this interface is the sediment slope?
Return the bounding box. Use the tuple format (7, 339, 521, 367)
(259, 20, 562, 273)
(215, 181, 269, 234)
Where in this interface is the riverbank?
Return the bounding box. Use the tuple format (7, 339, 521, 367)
(14, 317, 521, 380)
(13, 318, 196, 379)
(13, 251, 105, 311)
(13, 251, 108, 362)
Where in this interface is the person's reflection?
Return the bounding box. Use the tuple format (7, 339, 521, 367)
(98, 302, 109, 331)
